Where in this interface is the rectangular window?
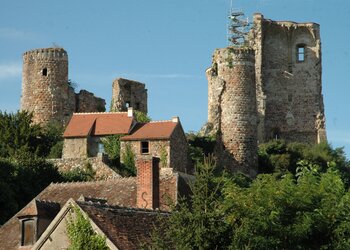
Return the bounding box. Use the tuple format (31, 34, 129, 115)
(297, 45, 305, 62)
(22, 219, 35, 246)
(141, 141, 149, 154)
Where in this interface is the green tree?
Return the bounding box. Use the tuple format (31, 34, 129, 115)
(66, 206, 108, 250)
(120, 143, 136, 176)
(134, 110, 151, 123)
(151, 157, 231, 249)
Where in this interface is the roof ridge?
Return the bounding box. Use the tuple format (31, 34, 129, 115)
(149, 120, 173, 123)
(49, 177, 136, 186)
(78, 200, 170, 214)
(73, 111, 128, 115)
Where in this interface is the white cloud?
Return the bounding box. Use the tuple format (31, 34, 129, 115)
(0, 27, 36, 40)
(0, 62, 22, 80)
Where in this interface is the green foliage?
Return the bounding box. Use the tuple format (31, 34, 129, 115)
(187, 132, 216, 165)
(120, 143, 136, 176)
(101, 135, 122, 163)
(0, 157, 62, 225)
(159, 146, 168, 168)
(48, 141, 63, 158)
(0, 111, 64, 159)
(134, 110, 151, 123)
(151, 157, 231, 249)
(66, 206, 108, 250)
(258, 140, 350, 185)
(151, 146, 350, 249)
(223, 169, 350, 249)
(61, 162, 95, 182)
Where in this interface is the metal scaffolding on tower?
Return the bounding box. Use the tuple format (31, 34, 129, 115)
(228, 1, 250, 46)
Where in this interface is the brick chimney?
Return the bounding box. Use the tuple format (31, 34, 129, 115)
(136, 157, 160, 209)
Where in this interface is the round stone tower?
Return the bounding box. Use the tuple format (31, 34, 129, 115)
(206, 47, 258, 176)
(21, 48, 75, 125)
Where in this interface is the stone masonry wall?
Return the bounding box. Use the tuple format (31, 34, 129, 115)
(21, 47, 106, 126)
(169, 123, 190, 173)
(207, 48, 258, 176)
(250, 14, 326, 143)
(120, 140, 170, 168)
(111, 78, 147, 113)
(76, 90, 106, 113)
(50, 155, 120, 180)
(62, 138, 88, 158)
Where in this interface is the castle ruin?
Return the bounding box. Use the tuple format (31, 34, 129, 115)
(21, 48, 106, 125)
(206, 13, 327, 176)
(111, 78, 148, 113)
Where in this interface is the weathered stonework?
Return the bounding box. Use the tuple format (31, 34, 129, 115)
(62, 137, 88, 159)
(207, 48, 258, 176)
(75, 90, 106, 113)
(21, 48, 106, 126)
(49, 155, 120, 180)
(111, 78, 147, 113)
(120, 123, 190, 173)
(250, 13, 326, 143)
(206, 14, 327, 176)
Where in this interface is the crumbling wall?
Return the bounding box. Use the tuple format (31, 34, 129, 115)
(75, 90, 106, 113)
(49, 155, 120, 180)
(207, 48, 258, 176)
(250, 13, 326, 143)
(111, 78, 147, 113)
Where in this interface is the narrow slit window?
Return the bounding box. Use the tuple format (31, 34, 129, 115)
(297, 45, 305, 62)
(141, 141, 149, 154)
(42, 68, 47, 76)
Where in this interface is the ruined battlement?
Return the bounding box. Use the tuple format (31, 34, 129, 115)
(23, 47, 68, 61)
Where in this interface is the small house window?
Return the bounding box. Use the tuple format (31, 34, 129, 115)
(141, 141, 149, 154)
(21, 219, 35, 246)
(42, 68, 47, 76)
(297, 45, 305, 62)
(98, 142, 104, 153)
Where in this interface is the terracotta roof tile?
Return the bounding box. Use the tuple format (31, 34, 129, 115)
(64, 112, 134, 138)
(121, 121, 177, 141)
(38, 178, 137, 207)
(78, 201, 168, 249)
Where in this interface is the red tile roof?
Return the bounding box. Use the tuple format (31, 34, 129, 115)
(121, 121, 178, 141)
(63, 112, 134, 138)
(78, 201, 168, 250)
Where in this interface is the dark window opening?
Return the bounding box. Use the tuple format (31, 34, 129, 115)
(42, 68, 47, 76)
(141, 141, 149, 154)
(21, 219, 35, 246)
(297, 45, 305, 62)
(125, 101, 130, 108)
(136, 102, 140, 110)
(288, 63, 293, 73)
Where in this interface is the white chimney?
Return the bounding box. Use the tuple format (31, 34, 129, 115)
(127, 107, 133, 117)
(172, 116, 179, 123)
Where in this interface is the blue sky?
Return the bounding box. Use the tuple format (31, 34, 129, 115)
(0, 0, 349, 158)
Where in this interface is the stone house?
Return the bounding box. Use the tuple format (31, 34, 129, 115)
(120, 117, 190, 173)
(62, 109, 135, 159)
(62, 108, 190, 174)
(0, 157, 193, 249)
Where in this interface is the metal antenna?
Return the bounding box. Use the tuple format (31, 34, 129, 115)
(227, 0, 250, 47)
